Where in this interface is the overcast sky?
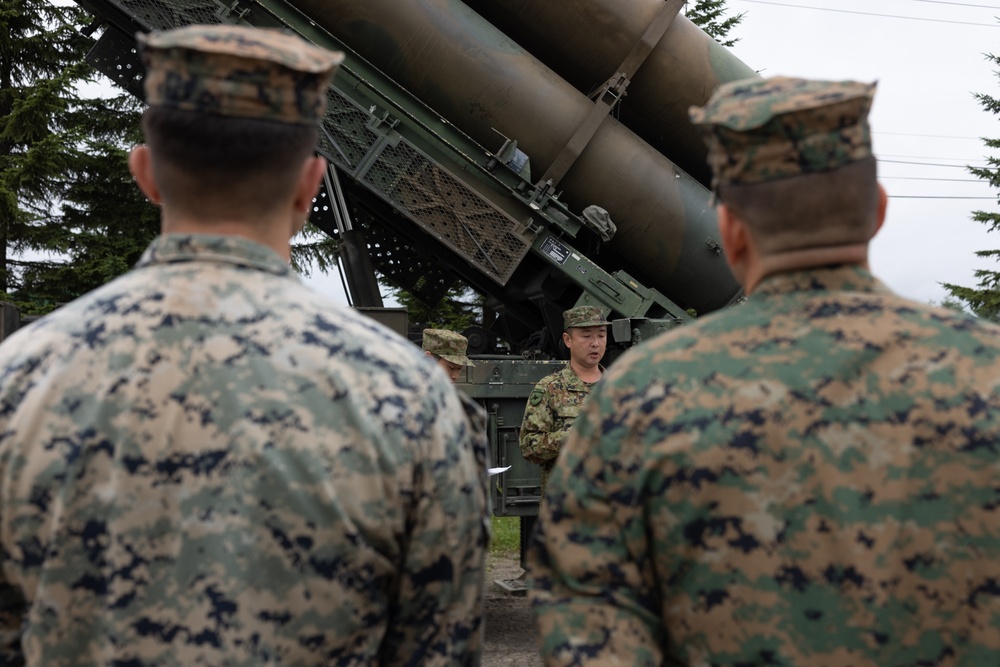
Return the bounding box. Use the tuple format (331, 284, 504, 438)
(294, 0, 1000, 308)
(726, 0, 1000, 306)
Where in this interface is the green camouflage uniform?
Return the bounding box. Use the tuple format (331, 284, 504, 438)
(529, 77, 1000, 665)
(519, 365, 598, 490)
(0, 25, 488, 667)
(519, 306, 608, 491)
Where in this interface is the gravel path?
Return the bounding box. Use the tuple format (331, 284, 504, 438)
(483, 553, 543, 667)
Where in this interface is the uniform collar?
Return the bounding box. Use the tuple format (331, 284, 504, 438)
(135, 234, 296, 279)
(562, 362, 603, 387)
(752, 264, 891, 299)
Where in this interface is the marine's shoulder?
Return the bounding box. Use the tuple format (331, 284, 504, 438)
(801, 288, 1000, 346)
(886, 294, 1000, 330)
(0, 268, 431, 386)
(290, 290, 430, 369)
(0, 272, 142, 365)
(601, 311, 735, 381)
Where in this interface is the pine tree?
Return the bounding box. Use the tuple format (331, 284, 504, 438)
(942, 51, 1000, 322)
(1, 0, 92, 296)
(1, 1, 341, 314)
(387, 282, 482, 334)
(1, 0, 163, 313)
(686, 0, 746, 47)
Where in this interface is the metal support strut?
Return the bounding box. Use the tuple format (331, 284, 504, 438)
(324, 166, 384, 307)
(538, 0, 686, 188)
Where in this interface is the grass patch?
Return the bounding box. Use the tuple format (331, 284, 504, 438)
(490, 515, 520, 555)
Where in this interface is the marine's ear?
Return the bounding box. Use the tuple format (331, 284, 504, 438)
(874, 182, 888, 237)
(129, 145, 162, 206)
(717, 203, 750, 288)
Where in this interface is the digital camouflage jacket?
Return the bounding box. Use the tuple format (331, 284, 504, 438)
(0, 234, 489, 667)
(519, 364, 599, 491)
(530, 265, 1000, 667)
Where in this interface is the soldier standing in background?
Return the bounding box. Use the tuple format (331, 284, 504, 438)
(422, 328, 492, 475)
(423, 328, 475, 383)
(517, 306, 607, 569)
(0, 24, 487, 666)
(519, 305, 609, 493)
(529, 76, 1000, 665)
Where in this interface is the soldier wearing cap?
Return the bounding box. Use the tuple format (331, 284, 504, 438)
(0, 24, 487, 666)
(422, 328, 475, 383)
(529, 76, 1000, 665)
(519, 305, 609, 494)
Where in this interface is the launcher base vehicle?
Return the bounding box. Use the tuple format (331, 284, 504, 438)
(72, 0, 757, 543)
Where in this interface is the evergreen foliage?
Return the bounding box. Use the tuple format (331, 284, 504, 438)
(387, 281, 482, 334)
(1, 1, 342, 315)
(686, 0, 746, 47)
(1, 0, 159, 314)
(288, 229, 340, 278)
(1, 0, 744, 319)
(942, 51, 1000, 323)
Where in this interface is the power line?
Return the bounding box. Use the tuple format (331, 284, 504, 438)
(875, 131, 984, 140)
(734, 0, 1000, 26)
(881, 175, 984, 182)
(905, 0, 1000, 9)
(879, 158, 986, 168)
(888, 195, 997, 199)
(877, 152, 990, 163)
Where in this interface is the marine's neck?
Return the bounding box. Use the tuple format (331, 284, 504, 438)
(744, 244, 870, 294)
(160, 213, 295, 262)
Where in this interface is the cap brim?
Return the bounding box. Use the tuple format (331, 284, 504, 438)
(442, 354, 475, 367)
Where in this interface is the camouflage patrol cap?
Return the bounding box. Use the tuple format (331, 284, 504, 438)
(422, 329, 475, 367)
(689, 76, 876, 189)
(563, 306, 609, 330)
(137, 24, 343, 125)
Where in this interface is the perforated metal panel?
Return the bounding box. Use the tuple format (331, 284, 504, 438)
(106, 0, 226, 30)
(316, 88, 532, 285)
(360, 140, 530, 284)
(86, 28, 146, 98)
(308, 181, 341, 241)
(360, 216, 458, 307)
(319, 90, 379, 173)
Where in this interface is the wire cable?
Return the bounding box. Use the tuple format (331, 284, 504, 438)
(881, 176, 985, 182)
(879, 158, 989, 169)
(875, 131, 985, 139)
(888, 195, 998, 199)
(877, 153, 991, 163)
(905, 0, 1000, 9)
(734, 0, 1000, 26)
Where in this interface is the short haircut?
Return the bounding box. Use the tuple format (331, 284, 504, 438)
(142, 107, 319, 220)
(716, 157, 880, 253)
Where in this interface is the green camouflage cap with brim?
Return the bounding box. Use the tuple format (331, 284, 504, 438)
(688, 76, 877, 190)
(422, 329, 475, 367)
(137, 24, 344, 125)
(563, 306, 610, 330)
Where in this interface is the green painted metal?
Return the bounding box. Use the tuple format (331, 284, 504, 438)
(458, 0, 761, 187)
(459, 359, 568, 517)
(69, 0, 754, 518)
(271, 0, 742, 314)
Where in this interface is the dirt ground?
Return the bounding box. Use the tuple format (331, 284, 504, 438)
(483, 552, 543, 667)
